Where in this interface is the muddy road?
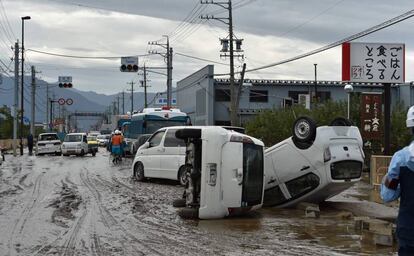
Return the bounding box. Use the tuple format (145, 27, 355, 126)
(0, 151, 396, 255)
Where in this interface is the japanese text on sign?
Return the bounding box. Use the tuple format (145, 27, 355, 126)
(360, 93, 382, 140)
(343, 42, 405, 83)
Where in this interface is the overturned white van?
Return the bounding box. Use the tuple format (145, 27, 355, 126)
(263, 117, 365, 208)
(173, 126, 265, 220)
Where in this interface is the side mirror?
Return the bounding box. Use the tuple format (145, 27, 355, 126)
(143, 141, 150, 149)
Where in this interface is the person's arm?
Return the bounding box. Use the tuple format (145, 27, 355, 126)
(381, 152, 402, 202)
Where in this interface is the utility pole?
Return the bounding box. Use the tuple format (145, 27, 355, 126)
(201, 0, 243, 126)
(30, 66, 35, 136)
(13, 41, 19, 156)
(148, 36, 173, 107)
(127, 81, 135, 114)
(313, 63, 318, 108)
(141, 65, 149, 108)
(46, 83, 49, 131)
(122, 90, 125, 114)
(116, 94, 120, 115)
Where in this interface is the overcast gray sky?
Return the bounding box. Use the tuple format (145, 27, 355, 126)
(0, 0, 413, 94)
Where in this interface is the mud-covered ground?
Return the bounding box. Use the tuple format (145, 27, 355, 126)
(0, 150, 397, 255)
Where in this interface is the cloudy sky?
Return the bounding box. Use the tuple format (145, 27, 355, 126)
(0, 0, 413, 95)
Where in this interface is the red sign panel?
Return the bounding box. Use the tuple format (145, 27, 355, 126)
(360, 93, 382, 140)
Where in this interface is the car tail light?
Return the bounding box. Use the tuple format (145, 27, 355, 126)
(230, 135, 254, 144)
(323, 147, 331, 162)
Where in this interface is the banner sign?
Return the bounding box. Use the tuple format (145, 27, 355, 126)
(360, 93, 382, 140)
(342, 42, 405, 83)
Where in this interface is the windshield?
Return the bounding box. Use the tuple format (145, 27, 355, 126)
(39, 134, 59, 141)
(87, 136, 97, 141)
(64, 135, 82, 142)
(242, 143, 264, 206)
(146, 120, 187, 134)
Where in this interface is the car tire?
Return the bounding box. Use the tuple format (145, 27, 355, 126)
(292, 116, 317, 143)
(92, 151, 96, 157)
(80, 150, 85, 157)
(177, 166, 188, 186)
(172, 199, 186, 208)
(330, 117, 353, 126)
(175, 129, 201, 140)
(55, 152, 62, 156)
(178, 207, 199, 219)
(134, 162, 146, 181)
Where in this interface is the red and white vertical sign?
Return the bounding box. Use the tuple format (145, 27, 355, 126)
(342, 42, 405, 83)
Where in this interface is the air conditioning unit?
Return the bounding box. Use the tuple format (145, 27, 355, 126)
(298, 94, 310, 110)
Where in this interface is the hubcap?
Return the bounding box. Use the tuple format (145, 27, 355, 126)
(295, 120, 310, 139)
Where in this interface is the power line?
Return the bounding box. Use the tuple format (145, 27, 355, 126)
(27, 48, 151, 59)
(214, 8, 414, 76)
(175, 52, 229, 66)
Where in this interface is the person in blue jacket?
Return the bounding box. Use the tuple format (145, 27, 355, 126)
(381, 105, 414, 255)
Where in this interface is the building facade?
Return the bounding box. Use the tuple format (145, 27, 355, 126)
(177, 65, 413, 126)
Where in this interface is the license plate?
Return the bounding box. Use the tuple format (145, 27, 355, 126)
(46, 144, 54, 148)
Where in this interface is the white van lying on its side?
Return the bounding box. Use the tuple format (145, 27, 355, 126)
(171, 126, 265, 220)
(263, 117, 365, 208)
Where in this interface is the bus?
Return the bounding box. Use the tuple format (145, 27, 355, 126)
(123, 107, 191, 155)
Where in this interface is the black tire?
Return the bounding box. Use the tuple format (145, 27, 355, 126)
(134, 162, 145, 181)
(175, 129, 201, 140)
(92, 151, 96, 157)
(178, 207, 199, 219)
(330, 117, 353, 126)
(292, 116, 317, 143)
(63, 154, 69, 157)
(172, 199, 186, 208)
(177, 166, 188, 186)
(55, 152, 62, 156)
(37, 153, 43, 156)
(80, 150, 85, 157)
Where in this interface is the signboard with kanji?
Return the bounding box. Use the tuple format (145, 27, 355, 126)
(361, 93, 382, 140)
(342, 42, 405, 83)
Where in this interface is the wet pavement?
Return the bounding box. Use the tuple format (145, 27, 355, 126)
(0, 151, 397, 255)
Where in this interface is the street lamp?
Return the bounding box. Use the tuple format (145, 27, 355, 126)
(344, 84, 354, 119)
(20, 15, 30, 156)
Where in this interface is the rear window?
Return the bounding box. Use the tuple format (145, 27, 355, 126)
(39, 134, 59, 141)
(64, 135, 82, 142)
(331, 161, 362, 180)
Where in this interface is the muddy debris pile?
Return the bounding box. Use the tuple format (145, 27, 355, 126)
(48, 182, 82, 228)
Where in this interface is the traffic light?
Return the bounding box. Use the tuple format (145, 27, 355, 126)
(120, 57, 139, 72)
(58, 83, 73, 88)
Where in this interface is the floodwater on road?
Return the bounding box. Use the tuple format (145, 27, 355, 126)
(0, 151, 397, 255)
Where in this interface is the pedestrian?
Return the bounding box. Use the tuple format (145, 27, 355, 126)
(27, 133, 34, 156)
(381, 105, 414, 256)
(111, 130, 124, 163)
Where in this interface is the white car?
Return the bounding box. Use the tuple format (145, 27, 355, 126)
(169, 126, 265, 219)
(132, 127, 187, 185)
(61, 133, 89, 156)
(36, 133, 62, 156)
(263, 117, 364, 208)
(96, 135, 109, 147)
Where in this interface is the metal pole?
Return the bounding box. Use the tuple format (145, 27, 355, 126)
(166, 37, 171, 107)
(314, 63, 317, 108)
(20, 19, 25, 155)
(13, 41, 18, 156)
(130, 81, 134, 114)
(347, 92, 350, 119)
(30, 65, 35, 136)
(144, 65, 148, 108)
(384, 83, 391, 155)
(122, 90, 125, 114)
(46, 83, 49, 131)
(228, 0, 237, 126)
(49, 99, 53, 131)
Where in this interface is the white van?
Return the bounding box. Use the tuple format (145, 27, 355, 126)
(36, 133, 62, 156)
(263, 117, 364, 207)
(132, 127, 187, 185)
(171, 126, 265, 220)
(61, 133, 89, 156)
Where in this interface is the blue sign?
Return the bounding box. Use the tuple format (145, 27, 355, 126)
(23, 116, 30, 125)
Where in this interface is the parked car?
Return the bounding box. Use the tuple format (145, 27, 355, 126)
(132, 127, 187, 185)
(263, 117, 364, 208)
(166, 126, 264, 220)
(36, 133, 62, 156)
(62, 133, 91, 156)
(87, 135, 98, 156)
(96, 135, 109, 147)
(0, 147, 4, 165)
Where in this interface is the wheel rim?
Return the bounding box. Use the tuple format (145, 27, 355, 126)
(295, 120, 310, 140)
(135, 164, 143, 179)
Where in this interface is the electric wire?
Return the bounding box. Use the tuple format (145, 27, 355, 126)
(26, 48, 151, 59)
(214, 8, 414, 76)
